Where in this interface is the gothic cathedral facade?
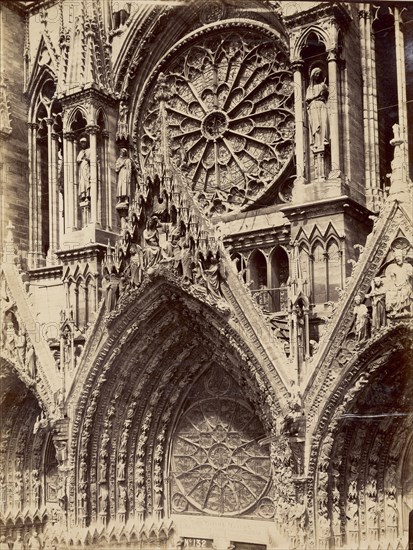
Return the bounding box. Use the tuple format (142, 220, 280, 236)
(0, 1, 412, 549)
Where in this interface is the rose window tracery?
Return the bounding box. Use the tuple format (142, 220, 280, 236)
(138, 29, 294, 215)
(170, 368, 271, 516)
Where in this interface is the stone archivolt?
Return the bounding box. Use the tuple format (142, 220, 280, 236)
(58, 280, 285, 545)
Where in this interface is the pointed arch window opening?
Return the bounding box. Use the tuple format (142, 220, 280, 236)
(311, 242, 327, 304)
(231, 252, 247, 283)
(310, 240, 343, 305)
(247, 247, 290, 314)
(30, 78, 63, 267)
(300, 32, 331, 182)
(270, 246, 289, 313)
(62, 109, 110, 231)
(248, 249, 270, 311)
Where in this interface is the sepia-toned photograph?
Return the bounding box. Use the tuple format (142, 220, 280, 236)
(0, 0, 412, 548)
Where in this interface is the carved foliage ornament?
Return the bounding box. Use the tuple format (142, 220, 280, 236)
(138, 28, 294, 216)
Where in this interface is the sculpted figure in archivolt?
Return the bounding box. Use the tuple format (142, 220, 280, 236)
(306, 67, 330, 152)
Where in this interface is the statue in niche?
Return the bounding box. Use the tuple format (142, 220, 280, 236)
(129, 244, 143, 288)
(105, 266, 120, 312)
(384, 248, 413, 317)
(77, 135, 90, 202)
(366, 277, 387, 330)
(129, 211, 141, 243)
(32, 469, 41, 509)
(117, 457, 126, 481)
(116, 101, 129, 141)
(181, 237, 195, 281)
(99, 485, 108, 514)
(353, 294, 369, 343)
(196, 250, 226, 300)
(118, 485, 127, 513)
(15, 328, 26, 366)
(99, 452, 108, 481)
(116, 148, 132, 204)
(164, 224, 184, 270)
(26, 341, 36, 377)
(143, 216, 162, 270)
(306, 67, 329, 152)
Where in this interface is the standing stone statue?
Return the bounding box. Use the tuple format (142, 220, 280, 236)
(366, 277, 386, 329)
(116, 102, 129, 140)
(384, 249, 413, 316)
(116, 148, 132, 203)
(353, 294, 369, 342)
(112, 1, 131, 29)
(77, 136, 90, 201)
(306, 67, 329, 152)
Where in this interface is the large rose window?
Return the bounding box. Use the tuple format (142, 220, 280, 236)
(170, 368, 271, 516)
(138, 28, 294, 215)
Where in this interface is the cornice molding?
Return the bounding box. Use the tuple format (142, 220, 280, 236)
(284, 2, 352, 30)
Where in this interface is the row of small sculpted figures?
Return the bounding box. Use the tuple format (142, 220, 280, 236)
(353, 253, 413, 342)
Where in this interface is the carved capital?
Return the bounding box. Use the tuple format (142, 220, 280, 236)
(327, 48, 338, 63)
(86, 124, 100, 135)
(291, 59, 304, 73)
(63, 131, 76, 141)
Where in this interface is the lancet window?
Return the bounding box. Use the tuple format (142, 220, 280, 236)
(372, 5, 412, 183)
(249, 249, 269, 310)
(310, 239, 343, 305)
(64, 269, 98, 331)
(29, 77, 63, 267)
(326, 239, 343, 301)
(270, 246, 289, 313)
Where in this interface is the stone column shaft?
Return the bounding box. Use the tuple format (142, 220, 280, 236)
(87, 125, 99, 225)
(103, 131, 112, 230)
(394, 6, 409, 175)
(292, 60, 305, 182)
(28, 123, 38, 267)
(327, 49, 341, 178)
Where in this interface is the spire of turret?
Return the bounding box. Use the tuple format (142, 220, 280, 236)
(63, 0, 114, 97)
